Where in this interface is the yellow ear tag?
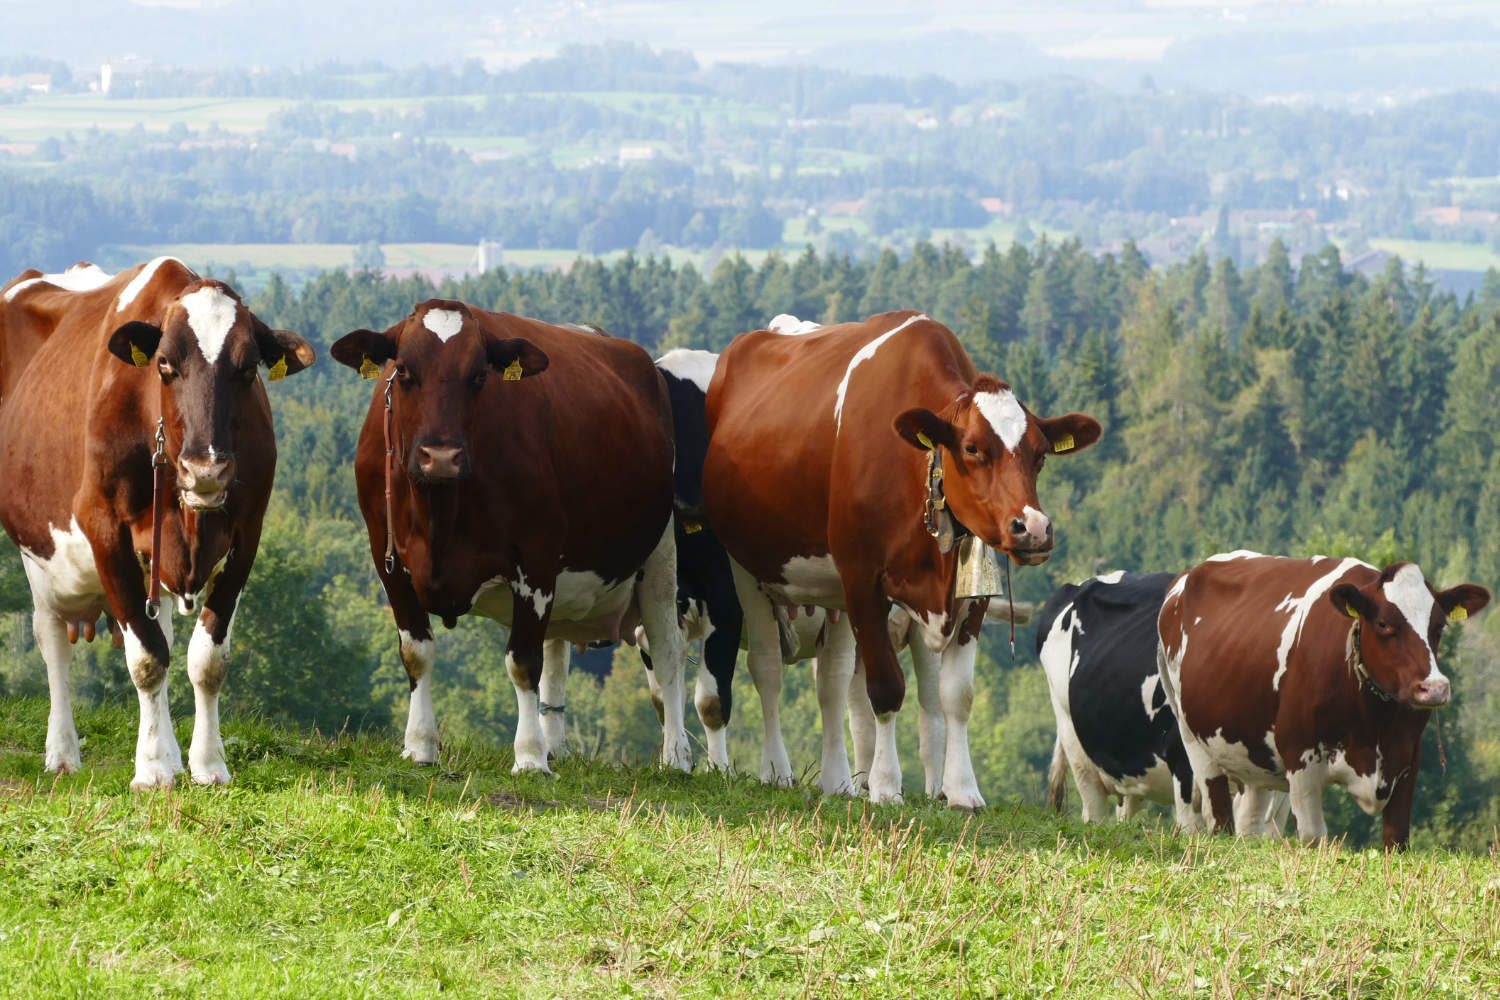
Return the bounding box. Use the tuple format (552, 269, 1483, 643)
(916, 431, 934, 450)
(359, 356, 380, 380)
(1449, 606, 1468, 622)
(130, 343, 150, 368)
(1345, 603, 1360, 619)
(267, 356, 288, 382)
(502, 358, 524, 382)
(683, 520, 703, 535)
(1053, 433, 1075, 453)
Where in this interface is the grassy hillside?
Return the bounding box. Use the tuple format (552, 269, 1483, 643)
(1, 696, 1495, 999)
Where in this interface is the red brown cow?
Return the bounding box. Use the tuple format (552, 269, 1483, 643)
(330, 301, 690, 773)
(0, 258, 314, 788)
(702, 310, 1099, 806)
(1157, 552, 1489, 848)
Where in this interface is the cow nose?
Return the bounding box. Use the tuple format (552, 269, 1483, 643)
(177, 455, 234, 506)
(1011, 507, 1052, 544)
(416, 445, 465, 480)
(1412, 679, 1451, 708)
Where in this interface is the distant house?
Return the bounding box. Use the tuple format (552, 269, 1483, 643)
(979, 197, 1012, 216)
(618, 145, 659, 166)
(0, 72, 52, 94)
(825, 199, 865, 217)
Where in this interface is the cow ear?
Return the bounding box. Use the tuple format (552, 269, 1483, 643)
(894, 409, 957, 452)
(484, 336, 549, 380)
(253, 323, 316, 381)
(107, 321, 162, 368)
(1037, 412, 1102, 455)
(330, 329, 396, 378)
(1329, 583, 1375, 621)
(1437, 583, 1490, 623)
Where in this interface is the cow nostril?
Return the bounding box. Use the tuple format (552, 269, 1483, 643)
(1010, 518, 1028, 536)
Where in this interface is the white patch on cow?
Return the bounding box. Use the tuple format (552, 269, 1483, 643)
(1272, 557, 1367, 691)
(1383, 564, 1444, 682)
(1111, 755, 1176, 805)
(767, 313, 822, 335)
(4, 262, 114, 302)
(513, 567, 554, 619)
(123, 620, 184, 790)
(1322, 745, 1388, 816)
(656, 348, 718, 392)
(422, 308, 465, 343)
(508, 653, 551, 774)
(1095, 569, 1126, 585)
(833, 313, 928, 431)
(185, 611, 233, 785)
(771, 553, 844, 608)
(181, 285, 240, 364)
(1139, 674, 1162, 721)
(974, 389, 1027, 451)
(1202, 727, 1286, 788)
(20, 519, 104, 607)
(1205, 549, 1262, 562)
(398, 629, 439, 764)
(116, 256, 183, 311)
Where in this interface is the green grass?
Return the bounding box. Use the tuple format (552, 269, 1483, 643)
(1, 697, 1496, 998)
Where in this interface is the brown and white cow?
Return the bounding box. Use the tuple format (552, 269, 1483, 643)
(1157, 551, 1489, 848)
(0, 258, 314, 788)
(330, 301, 691, 773)
(702, 310, 1099, 806)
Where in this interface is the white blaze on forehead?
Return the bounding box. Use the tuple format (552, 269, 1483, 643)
(1272, 557, 1367, 691)
(422, 308, 465, 343)
(4, 262, 114, 302)
(117, 256, 186, 311)
(656, 348, 718, 393)
(768, 313, 822, 335)
(1384, 564, 1446, 681)
(975, 389, 1028, 451)
(181, 286, 240, 364)
(833, 313, 927, 431)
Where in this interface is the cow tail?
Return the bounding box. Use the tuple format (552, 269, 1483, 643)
(1046, 734, 1068, 813)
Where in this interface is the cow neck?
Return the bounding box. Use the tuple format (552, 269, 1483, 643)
(921, 444, 972, 553)
(1346, 617, 1397, 703)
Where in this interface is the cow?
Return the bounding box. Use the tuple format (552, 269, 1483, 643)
(702, 309, 1100, 806)
(329, 301, 691, 774)
(635, 348, 743, 770)
(0, 258, 314, 788)
(1157, 552, 1489, 848)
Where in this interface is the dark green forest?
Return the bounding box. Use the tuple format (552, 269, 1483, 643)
(4, 237, 1500, 850)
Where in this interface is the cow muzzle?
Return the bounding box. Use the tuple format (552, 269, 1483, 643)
(413, 443, 468, 482)
(177, 455, 234, 510)
(1409, 678, 1450, 708)
(1006, 507, 1053, 565)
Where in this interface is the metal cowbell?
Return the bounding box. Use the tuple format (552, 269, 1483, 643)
(953, 535, 1006, 599)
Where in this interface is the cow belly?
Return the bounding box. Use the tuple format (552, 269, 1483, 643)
(470, 569, 637, 643)
(1199, 728, 1289, 791)
(20, 519, 107, 618)
(1100, 756, 1176, 804)
(1304, 747, 1389, 816)
(759, 554, 845, 609)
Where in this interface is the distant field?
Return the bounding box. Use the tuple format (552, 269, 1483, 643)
(1366, 238, 1500, 273)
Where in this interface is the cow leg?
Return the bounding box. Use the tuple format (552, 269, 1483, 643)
(1117, 795, 1145, 820)
(35, 607, 82, 774)
(377, 558, 439, 764)
(506, 582, 554, 775)
(846, 656, 876, 794)
(1234, 785, 1271, 838)
(907, 627, 947, 799)
(1287, 767, 1329, 842)
(696, 591, 741, 772)
(846, 589, 904, 806)
(1380, 751, 1419, 851)
(124, 612, 181, 790)
(184, 597, 234, 785)
(813, 613, 856, 796)
(540, 638, 570, 761)
(1264, 791, 1292, 836)
(638, 521, 690, 771)
(936, 614, 984, 809)
(1055, 714, 1113, 822)
(730, 560, 793, 785)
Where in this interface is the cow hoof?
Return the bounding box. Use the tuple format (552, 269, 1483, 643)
(190, 765, 232, 786)
(869, 788, 905, 806)
(44, 750, 82, 775)
(944, 787, 986, 811)
(130, 768, 178, 791)
(512, 755, 553, 776)
(401, 745, 440, 766)
(662, 743, 693, 773)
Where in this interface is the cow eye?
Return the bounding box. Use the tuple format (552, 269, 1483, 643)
(1375, 619, 1394, 635)
(470, 370, 488, 391)
(157, 358, 177, 384)
(239, 366, 256, 384)
(964, 442, 979, 456)
(395, 362, 412, 384)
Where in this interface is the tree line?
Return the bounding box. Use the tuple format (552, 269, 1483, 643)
(4, 237, 1500, 849)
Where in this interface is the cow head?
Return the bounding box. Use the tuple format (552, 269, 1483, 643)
(894, 376, 1100, 565)
(329, 300, 549, 483)
(107, 280, 314, 510)
(1329, 563, 1489, 708)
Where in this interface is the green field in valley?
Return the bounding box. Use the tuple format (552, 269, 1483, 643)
(1, 697, 1496, 999)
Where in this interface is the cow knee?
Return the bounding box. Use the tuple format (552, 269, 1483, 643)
(695, 692, 724, 730)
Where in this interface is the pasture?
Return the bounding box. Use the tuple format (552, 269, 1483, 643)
(1, 696, 1495, 998)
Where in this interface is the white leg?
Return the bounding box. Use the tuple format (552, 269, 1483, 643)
(124, 616, 182, 790)
(868, 713, 904, 805)
(399, 629, 439, 764)
(638, 521, 690, 771)
(1287, 768, 1327, 842)
(185, 613, 232, 784)
(908, 627, 946, 798)
(693, 656, 731, 771)
(1264, 791, 1292, 836)
(731, 559, 793, 785)
(33, 607, 81, 773)
(1056, 715, 1112, 822)
(540, 638, 570, 760)
(846, 657, 876, 794)
(937, 619, 984, 809)
(1117, 795, 1145, 819)
(813, 614, 856, 796)
(509, 652, 551, 774)
(1173, 772, 1205, 833)
(1234, 785, 1270, 838)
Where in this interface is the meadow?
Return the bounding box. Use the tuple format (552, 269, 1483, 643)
(1, 696, 1496, 999)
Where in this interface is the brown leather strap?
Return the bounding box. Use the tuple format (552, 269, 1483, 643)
(382, 371, 398, 574)
(146, 417, 167, 619)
